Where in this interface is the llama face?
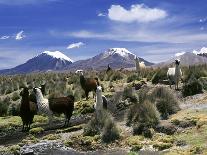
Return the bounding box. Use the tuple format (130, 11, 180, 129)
(20, 87, 29, 97)
(96, 86, 102, 93)
(175, 59, 180, 65)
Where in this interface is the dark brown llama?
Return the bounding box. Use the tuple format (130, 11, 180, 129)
(20, 87, 37, 131)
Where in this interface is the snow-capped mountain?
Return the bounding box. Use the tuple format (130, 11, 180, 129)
(66, 48, 153, 71)
(193, 47, 207, 58)
(0, 51, 73, 75)
(154, 52, 207, 67)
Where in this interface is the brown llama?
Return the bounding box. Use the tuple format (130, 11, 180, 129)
(49, 95, 75, 127)
(20, 87, 37, 131)
(79, 72, 99, 100)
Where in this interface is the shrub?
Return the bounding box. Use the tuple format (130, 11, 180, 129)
(127, 73, 141, 83)
(101, 117, 120, 143)
(7, 103, 20, 116)
(151, 68, 168, 84)
(127, 100, 160, 136)
(199, 77, 207, 90)
(110, 71, 124, 81)
(11, 92, 20, 101)
(0, 99, 9, 116)
(84, 110, 120, 143)
(122, 86, 138, 103)
(29, 127, 44, 135)
(182, 75, 203, 97)
(150, 87, 180, 119)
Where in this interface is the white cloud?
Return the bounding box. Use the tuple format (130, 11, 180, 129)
(67, 42, 85, 49)
(108, 4, 167, 23)
(175, 52, 185, 57)
(0, 36, 10, 40)
(98, 13, 106, 17)
(15, 31, 25, 40)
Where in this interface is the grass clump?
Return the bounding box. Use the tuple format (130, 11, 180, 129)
(151, 68, 168, 84)
(127, 73, 141, 83)
(150, 87, 180, 119)
(42, 134, 61, 140)
(29, 127, 44, 135)
(182, 75, 203, 97)
(127, 100, 159, 137)
(0, 98, 9, 116)
(84, 110, 120, 143)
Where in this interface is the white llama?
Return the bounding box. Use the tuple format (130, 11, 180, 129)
(34, 88, 53, 125)
(167, 59, 182, 90)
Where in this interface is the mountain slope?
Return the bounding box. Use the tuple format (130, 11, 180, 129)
(66, 48, 153, 71)
(154, 52, 207, 67)
(0, 51, 73, 75)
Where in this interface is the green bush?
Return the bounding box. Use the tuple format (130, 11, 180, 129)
(127, 100, 159, 136)
(0, 99, 9, 116)
(199, 77, 207, 90)
(7, 103, 20, 116)
(11, 92, 20, 101)
(151, 68, 168, 84)
(110, 71, 124, 81)
(182, 75, 203, 97)
(84, 110, 120, 143)
(150, 87, 180, 119)
(101, 117, 120, 143)
(122, 86, 138, 102)
(127, 73, 141, 83)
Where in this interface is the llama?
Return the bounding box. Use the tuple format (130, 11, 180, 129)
(33, 87, 53, 125)
(79, 71, 99, 100)
(94, 86, 108, 112)
(20, 87, 37, 131)
(134, 56, 140, 75)
(49, 95, 75, 127)
(106, 64, 112, 73)
(29, 84, 46, 113)
(167, 59, 182, 90)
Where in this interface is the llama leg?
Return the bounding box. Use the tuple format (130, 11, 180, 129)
(85, 91, 89, 100)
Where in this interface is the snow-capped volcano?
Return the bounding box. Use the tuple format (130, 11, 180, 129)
(42, 51, 74, 62)
(102, 48, 136, 59)
(193, 47, 207, 58)
(66, 48, 153, 71)
(0, 51, 73, 75)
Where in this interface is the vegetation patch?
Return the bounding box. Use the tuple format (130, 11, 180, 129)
(29, 127, 44, 135)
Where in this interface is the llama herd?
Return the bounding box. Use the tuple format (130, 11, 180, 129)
(19, 58, 182, 132)
(19, 71, 107, 131)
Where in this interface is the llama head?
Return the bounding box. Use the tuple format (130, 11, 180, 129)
(96, 86, 102, 93)
(175, 59, 180, 65)
(33, 87, 42, 96)
(20, 87, 29, 97)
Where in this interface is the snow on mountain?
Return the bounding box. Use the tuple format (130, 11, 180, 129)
(193, 47, 207, 55)
(102, 48, 136, 59)
(42, 51, 74, 62)
(0, 51, 73, 75)
(175, 52, 186, 57)
(66, 48, 153, 71)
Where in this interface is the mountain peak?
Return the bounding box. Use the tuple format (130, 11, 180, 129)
(104, 48, 136, 58)
(193, 47, 207, 55)
(42, 51, 74, 62)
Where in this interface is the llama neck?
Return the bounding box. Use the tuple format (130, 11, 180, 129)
(21, 96, 30, 108)
(36, 91, 44, 106)
(80, 75, 86, 87)
(96, 90, 103, 110)
(175, 64, 180, 75)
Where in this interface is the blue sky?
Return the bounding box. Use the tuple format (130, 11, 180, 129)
(0, 0, 207, 69)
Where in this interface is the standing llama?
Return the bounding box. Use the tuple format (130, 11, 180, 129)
(34, 87, 75, 127)
(167, 59, 182, 90)
(34, 87, 53, 125)
(94, 86, 108, 112)
(20, 87, 37, 131)
(79, 71, 99, 100)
